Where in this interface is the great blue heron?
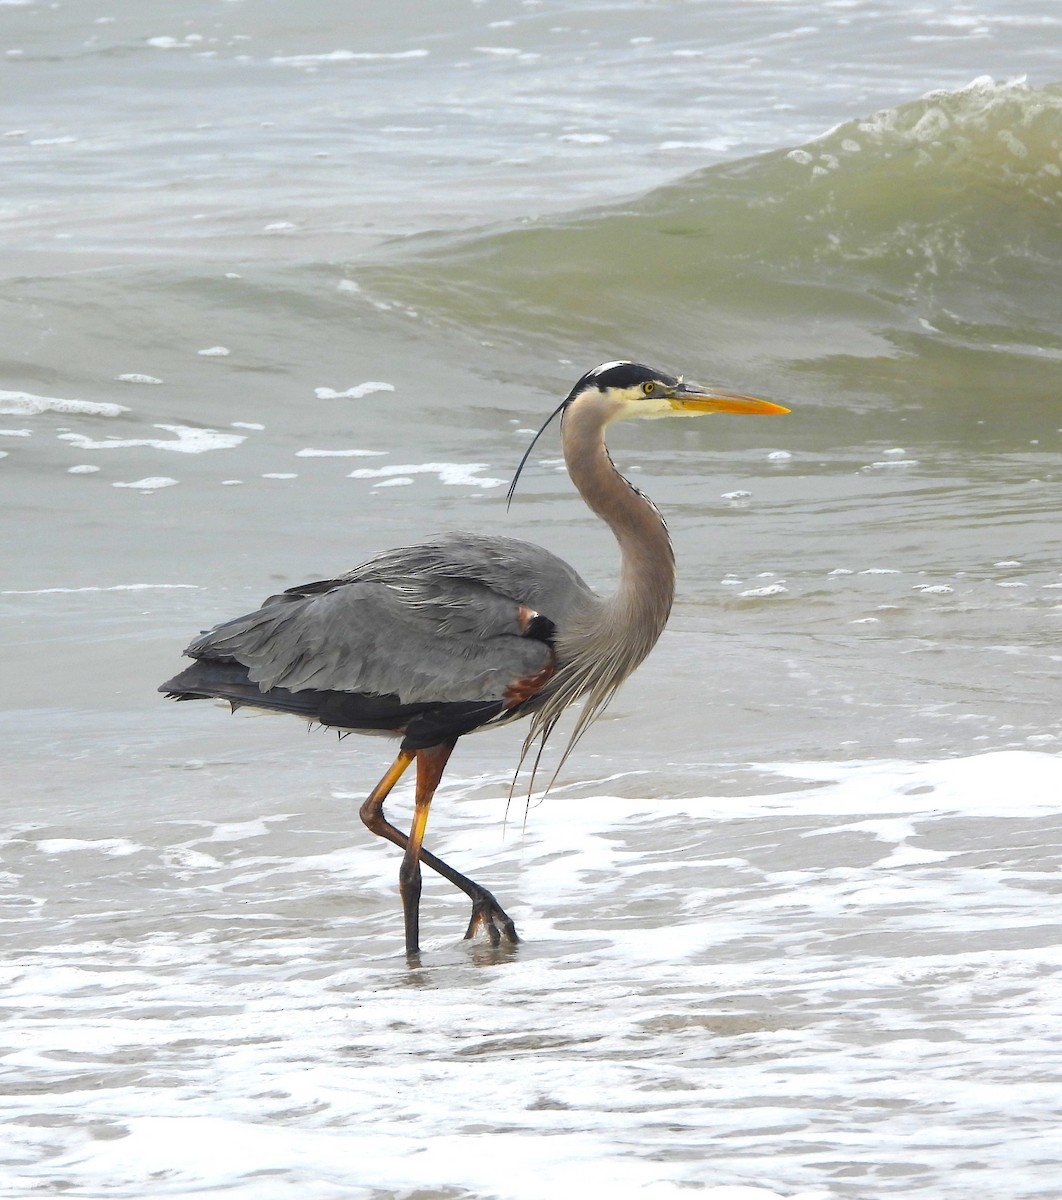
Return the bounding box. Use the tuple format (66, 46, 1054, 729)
(160, 361, 788, 955)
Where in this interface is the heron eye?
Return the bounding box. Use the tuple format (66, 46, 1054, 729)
(642, 381, 656, 396)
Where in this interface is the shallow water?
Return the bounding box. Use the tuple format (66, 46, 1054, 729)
(5, 744, 1062, 1199)
(3, 1, 1062, 1197)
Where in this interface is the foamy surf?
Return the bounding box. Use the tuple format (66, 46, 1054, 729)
(3, 749, 1059, 1198)
(0, 390, 128, 418)
(58, 425, 245, 454)
(348, 462, 506, 488)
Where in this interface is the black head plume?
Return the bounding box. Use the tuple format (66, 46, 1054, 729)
(506, 393, 570, 509)
(506, 362, 669, 508)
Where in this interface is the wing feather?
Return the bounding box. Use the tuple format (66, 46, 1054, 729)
(184, 537, 577, 705)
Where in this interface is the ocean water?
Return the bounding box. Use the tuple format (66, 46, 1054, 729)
(2, 1, 1062, 1197)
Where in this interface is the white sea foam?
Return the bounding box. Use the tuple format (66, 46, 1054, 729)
(756, 750, 1062, 817)
(196, 345, 230, 357)
(0, 390, 128, 418)
(659, 137, 740, 151)
(739, 582, 789, 598)
(115, 374, 163, 384)
(3, 751, 1058, 1199)
(44, 1116, 824, 1200)
(270, 49, 429, 65)
(36, 837, 142, 856)
(58, 425, 245, 453)
(348, 462, 505, 488)
(112, 476, 178, 490)
(0, 584, 198, 594)
(295, 447, 387, 457)
(315, 381, 395, 399)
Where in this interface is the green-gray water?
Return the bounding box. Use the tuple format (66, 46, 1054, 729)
(2, 4, 1061, 1198)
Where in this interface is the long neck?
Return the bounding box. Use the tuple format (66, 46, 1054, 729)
(517, 394, 677, 770)
(560, 397, 675, 661)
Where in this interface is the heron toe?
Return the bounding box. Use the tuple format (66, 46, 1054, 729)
(464, 889, 520, 947)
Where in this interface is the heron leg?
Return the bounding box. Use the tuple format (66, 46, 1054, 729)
(396, 743, 454, 956)
(358, 745, 519, 953)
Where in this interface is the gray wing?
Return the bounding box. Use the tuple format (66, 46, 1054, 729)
(186, 533, 596, 705)
(341, 531, 595, 625)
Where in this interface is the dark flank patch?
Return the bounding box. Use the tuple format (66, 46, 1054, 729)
(523, 612, 556, 645)
(159, 661, 504, 751)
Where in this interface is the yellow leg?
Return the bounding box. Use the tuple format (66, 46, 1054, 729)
(359, 750, 414, 819)
(397, 744, 453, 956)
(358, 743, 519, 954)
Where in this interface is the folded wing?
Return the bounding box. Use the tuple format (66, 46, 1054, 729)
(184, 573, 553, 706)
(160, 532, 600, 748)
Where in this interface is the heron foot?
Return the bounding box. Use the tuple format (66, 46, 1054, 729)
(463, 889, 519, 947)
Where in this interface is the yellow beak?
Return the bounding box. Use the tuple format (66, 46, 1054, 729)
(670, 384, 790, 416)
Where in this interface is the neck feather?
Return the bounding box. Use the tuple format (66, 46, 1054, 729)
(560, 395, 675, 661)
(516, 392, 676, 781)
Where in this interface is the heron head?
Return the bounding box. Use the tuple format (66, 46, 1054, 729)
(506, 360, 788, 506)
(570, 360, 790, 421)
